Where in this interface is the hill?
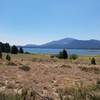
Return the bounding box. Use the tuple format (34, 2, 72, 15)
(24, 38, 100, 49)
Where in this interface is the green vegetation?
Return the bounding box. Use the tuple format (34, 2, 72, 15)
(19, 47, 24, 54)
(6, 54, 11, 62)
(11, 45, 18, 54)
(91, 57, 96, 65)
(60, 64, 72, 68)
(0, 42, 25, 55)
(50, 55, 55, 58)
(0, 42, 10, 53)
(70, 54, 78, 60)
(24, 52, 30, 54)
(57, 49, 68, 59)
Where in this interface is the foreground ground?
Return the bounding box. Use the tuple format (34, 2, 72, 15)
(0, 53, 100, 100)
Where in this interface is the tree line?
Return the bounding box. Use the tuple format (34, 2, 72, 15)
(0, 42, 24, 54)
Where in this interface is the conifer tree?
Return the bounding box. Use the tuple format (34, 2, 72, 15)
(58, 49, 68, 59)
(11, 45, 18, 54)
(19, 47, 24, 53)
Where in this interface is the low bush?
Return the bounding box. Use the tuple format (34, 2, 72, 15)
(79, 66, 100, 74)
(6, 54, 11, 61)
(69, 54, 78, 60)
(60, 64, 72, 68)
(50, 55, 55, 58)
(32, 58, 48, 62)
(19, 65, 30, 71)
(24, 52, 30, 54)
(91, 57, 96, 65)
(7, 62, 17, 66)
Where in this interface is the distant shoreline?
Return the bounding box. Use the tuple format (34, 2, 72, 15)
(22, 47, 100, 50)
(23, 48, 100, 56)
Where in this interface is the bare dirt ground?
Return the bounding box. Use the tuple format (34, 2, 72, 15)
(0, 54, 100, 99)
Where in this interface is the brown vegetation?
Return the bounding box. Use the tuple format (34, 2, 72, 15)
(0, 53, 100, 99)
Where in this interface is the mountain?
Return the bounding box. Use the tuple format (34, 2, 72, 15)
(24, 38, 100, 49)
(23, 44, 38, 48)
(39, 38, 76, 48)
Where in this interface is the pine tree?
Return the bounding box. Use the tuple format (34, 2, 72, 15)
(19, 47, 24, 53)
(58, 49, 68, 59)
(0, 42, 10, 53)
(4, 43, 10, 53)
(11, 45, 18, 54)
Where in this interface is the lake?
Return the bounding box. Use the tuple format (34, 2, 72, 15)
(23, 48, 100, 56)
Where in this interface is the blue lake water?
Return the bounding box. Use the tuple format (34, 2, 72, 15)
(23, 48, 100, 56)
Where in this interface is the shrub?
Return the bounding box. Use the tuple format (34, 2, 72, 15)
(91, 57, 96, 65)
(60, 64, 72, 68)
(19, 65, 30, 71)
(44, 96, 54, 100)
(24, 52, 30, 54)
(32, 58, 48, 62)
(70, 54, 78, 60)
(97, 80, 100, 85)
(58, 49, 68, 59)
(6, 54, 11, 61)
(79, 66, 100, 74)
(7, 62, 17, 66)
(50, 55, 55, 58)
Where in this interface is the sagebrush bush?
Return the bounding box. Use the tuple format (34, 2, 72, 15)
(60, 64, 72, 68)
(70, 54, 78, 60)
(24, 52, 30, 54)
(19, 65, 30, 71)
(79, 66, 100, 74)
(6, 54, 11, 61)
(50, 55, 55, 58)
(7, 62, 17, 66)
(91, 57, 96, 65)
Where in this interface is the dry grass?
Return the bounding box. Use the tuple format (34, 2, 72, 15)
(60, 64, 72, 68)
(56, 81, 100, 100)
(0, 53, 100, 99)
(79, 66, 100, 74)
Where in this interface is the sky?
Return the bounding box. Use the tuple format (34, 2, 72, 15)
(0, 0, 100, 45)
